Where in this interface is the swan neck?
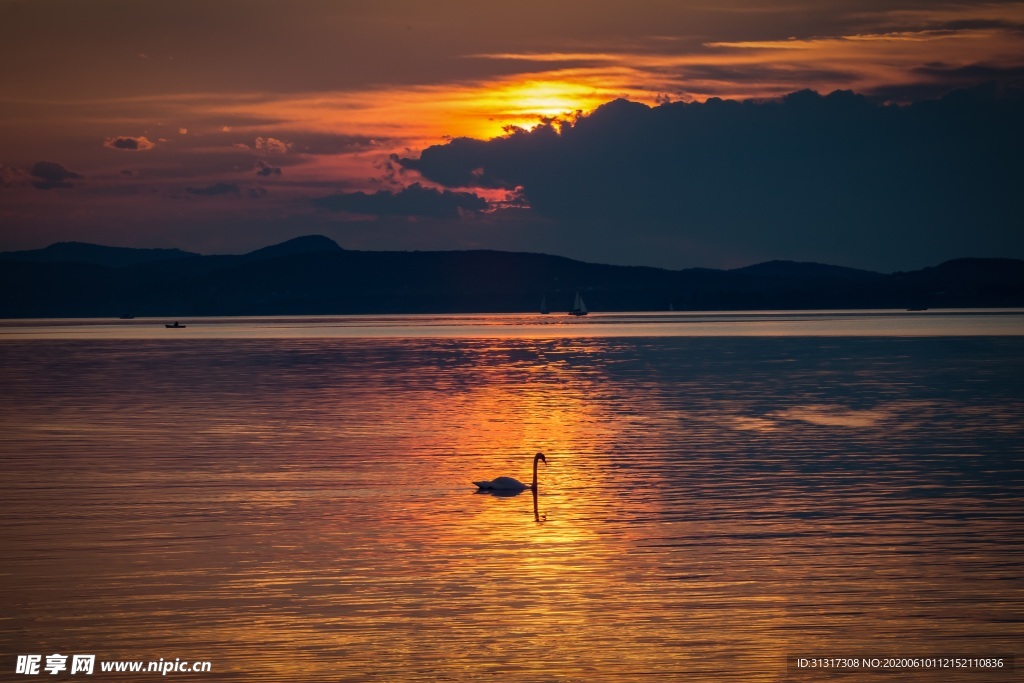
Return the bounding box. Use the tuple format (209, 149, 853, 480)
(532, 457, 539, 489)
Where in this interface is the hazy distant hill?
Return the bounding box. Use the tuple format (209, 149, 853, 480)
(1, 236, 1022, 317)
(0, 241, 199, 268)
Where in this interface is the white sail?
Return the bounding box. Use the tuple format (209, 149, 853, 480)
(570, 291, 588, 316)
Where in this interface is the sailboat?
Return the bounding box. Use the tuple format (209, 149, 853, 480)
(569, 291, 588, 316)
(540, 294, 549, 314)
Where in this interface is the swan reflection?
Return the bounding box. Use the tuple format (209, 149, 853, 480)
(472, 481, 546, 522)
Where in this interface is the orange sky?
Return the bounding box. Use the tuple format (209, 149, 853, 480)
(1, 0, 1022, 267)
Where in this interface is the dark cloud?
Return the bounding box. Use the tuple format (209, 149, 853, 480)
(29, 160, 83, 189)
(103, 136, 155, 151)
(674, 63, 859, 86)
(255, 160, 282, 177)
(921, 19, 1024, 33)
(312, 182, 488, 218)
(399, 84, 1024, 271)
(868, 68, 1024, 104)
(864, 81, 962, 104)
(911, 61, 1024, 82)
(185, 182, 242, 197)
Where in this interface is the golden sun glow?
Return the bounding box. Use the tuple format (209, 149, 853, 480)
(430, 72, 648, 139)
(473, 79, 605, 132)
(204, 71, 647, 147)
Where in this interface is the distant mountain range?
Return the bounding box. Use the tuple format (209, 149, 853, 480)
(1, 235, 1022, 317)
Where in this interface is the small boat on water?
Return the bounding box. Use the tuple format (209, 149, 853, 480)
(119, 313, 135, 320)
(569, 291, 588, 316)
(165, 321, 186, 329)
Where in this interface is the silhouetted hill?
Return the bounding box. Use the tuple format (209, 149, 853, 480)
(0, 241, 198, 267)
(731, 260, 877, 279)
(1, 237, 1022, 317)
(237, 234, 344, 262)
(884, 258, 1024, 309)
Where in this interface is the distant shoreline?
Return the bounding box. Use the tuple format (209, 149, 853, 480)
(4, 310, 1023, 341)
(2, 236, 1022, 317)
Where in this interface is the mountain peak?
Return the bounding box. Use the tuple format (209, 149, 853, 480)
(241, 235, 343, 260)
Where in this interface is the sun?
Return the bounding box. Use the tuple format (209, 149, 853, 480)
(470, 77, 612, 137)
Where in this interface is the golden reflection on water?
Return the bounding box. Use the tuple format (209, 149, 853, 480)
(1, 332, 1022, 681)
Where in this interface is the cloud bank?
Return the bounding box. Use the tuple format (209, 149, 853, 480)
(399, 84, 1024, 270)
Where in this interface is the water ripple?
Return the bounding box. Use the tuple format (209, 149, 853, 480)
(1, 330, 1021, 681)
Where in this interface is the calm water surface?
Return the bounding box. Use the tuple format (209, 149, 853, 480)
(1, 312, 1022, 681)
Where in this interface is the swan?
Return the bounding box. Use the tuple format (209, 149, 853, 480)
(473, 452, 546, 492)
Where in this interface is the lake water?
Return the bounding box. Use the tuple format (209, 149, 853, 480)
(2, 311, 1022, 681)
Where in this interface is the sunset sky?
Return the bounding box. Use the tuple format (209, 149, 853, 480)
(1, 0, 1022, 270)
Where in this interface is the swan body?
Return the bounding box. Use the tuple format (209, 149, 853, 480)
(474, 453, 546, 492)
(473, 475, 529, 492)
